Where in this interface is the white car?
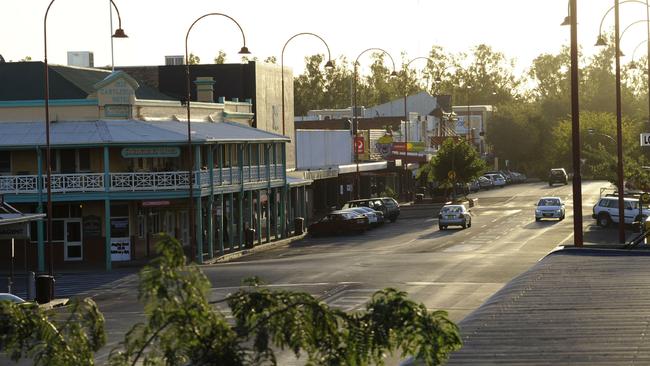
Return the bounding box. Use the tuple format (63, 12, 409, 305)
(438, 204, 472, 230)
(345, 207, 382, 227)
(483, 173, 506, 188)
(535, 197, 565, 221)
(592, 196, 650, 227)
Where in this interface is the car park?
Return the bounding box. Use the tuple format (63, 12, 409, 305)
(308, 210, 370, 237)
(535, 197, 565, 221)
(549, 168, 568, 186)
(438, 204, 472, 230)
(344, 207, 384, 227)
(592, 196, 650, 227)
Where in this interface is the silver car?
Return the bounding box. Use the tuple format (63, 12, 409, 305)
(535, 197, 565, 221)
(438, 204, 472, 230)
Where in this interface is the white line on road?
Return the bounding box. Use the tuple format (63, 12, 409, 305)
(209, 281, 362, 291)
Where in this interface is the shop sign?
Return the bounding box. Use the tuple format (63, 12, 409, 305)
(142, 200, 171, 207)
(354, 137, 365, 154)
(82, 215, 101, 238)
(121, 147, 180, 158)
(105, 104, 131, 118)
(110, 238, 131, 261)
(0, 223, 29, 239)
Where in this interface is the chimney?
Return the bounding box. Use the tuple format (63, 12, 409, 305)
(194, 77, 215, 103)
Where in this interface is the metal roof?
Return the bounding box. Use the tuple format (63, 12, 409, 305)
(0, 120, 289, 148)
(447, 248, 650, 365)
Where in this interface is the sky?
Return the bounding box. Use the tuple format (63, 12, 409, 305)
(2, 0, 650, 78)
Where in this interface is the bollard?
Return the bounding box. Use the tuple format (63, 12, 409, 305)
(26, 271, 36, 300)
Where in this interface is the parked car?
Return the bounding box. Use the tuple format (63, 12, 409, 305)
(483, 173, 506, 188)
(308, 210, 369, 237)
(549, 168, 568, 186)
(535, 197, 565, 221)
(344, 197, 400, 222)
(438, 204, 472, 230)
(477, 176, 494, 190)
(469, 179, 481, 192)
(344, 207, 384, 227)
(487, 170, 512, 184)
(592, 196, 650, 227)
(0, 293, 26, 303)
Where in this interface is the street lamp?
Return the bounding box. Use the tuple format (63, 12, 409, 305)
(352, 48, 398, 199)
(561, 0, 584, 246)
(43, 0, 128, 275)
(185, 13, 250, 262)
(281, 32, 334, 137)
(595, 1, 634, 243)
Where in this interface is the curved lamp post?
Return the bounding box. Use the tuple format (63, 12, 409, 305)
(629, 39, 649, 68)
(43, 0, 128, 275)
(281, 32, 334, 136)
(185, 13, 250, 262)
(594, 1, 650, 243)
(352, 48, 398, 199)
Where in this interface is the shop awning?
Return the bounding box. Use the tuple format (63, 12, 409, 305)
(0, 120, 289, 148)
(286, 176, 313, 187)
(337, 161, 388, 174)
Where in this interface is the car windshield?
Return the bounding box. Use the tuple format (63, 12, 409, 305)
(551, 170, 564, 176)
(441, 206, 463, 213)
(539, 198, 560, 206)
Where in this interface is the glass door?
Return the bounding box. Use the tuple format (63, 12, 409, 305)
(64, 219, 83, 261)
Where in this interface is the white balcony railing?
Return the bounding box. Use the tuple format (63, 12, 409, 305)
(0, 165, 285, 195)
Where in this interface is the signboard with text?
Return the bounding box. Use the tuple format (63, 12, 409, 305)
(110, 238, 131, 261)
(641, 133, 650, 146)
(354, 137, 365, 154)
(0, 223, 29, 239)
(121, 147, 180, 158)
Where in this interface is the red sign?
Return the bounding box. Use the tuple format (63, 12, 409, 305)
(142, 200, 171, 207)
(354, 137, 365, 154)
(392, 142, 407, 152)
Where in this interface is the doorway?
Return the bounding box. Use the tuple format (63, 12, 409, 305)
(64, 219, 83, 261)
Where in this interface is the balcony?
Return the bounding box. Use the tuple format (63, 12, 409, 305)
(0, 165, 284, 195)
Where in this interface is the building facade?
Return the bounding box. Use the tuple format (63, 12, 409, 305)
(0, 62, 308, 271)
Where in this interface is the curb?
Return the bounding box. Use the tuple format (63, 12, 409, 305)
(202, 233, 308, 265)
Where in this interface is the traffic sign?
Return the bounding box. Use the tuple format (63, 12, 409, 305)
(641, 193, 650, 204)
(641, 133, 650, 146)
(354, 137, 365, 154)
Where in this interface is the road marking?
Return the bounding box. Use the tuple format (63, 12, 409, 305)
(209, 281, 362, 291)
(443, 244, 481, 252)
(405, 281, 504, 286)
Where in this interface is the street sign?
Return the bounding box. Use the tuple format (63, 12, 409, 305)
(354, 137, 365, 154)
(0, 223, 30, 239)
(640, 133, 650, 146)
(448, 170, 456, 181)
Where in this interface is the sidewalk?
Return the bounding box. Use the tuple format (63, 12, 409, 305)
(447, 246, 650, 365)
(203, 233, 308, 264)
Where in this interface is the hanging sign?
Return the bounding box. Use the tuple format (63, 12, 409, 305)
(641, 133, 650, 147)
(110, 238, 131, 261)
(0, 223, 29, 239)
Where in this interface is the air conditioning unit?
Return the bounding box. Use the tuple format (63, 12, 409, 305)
(67, 51, 94, 67)
(165, 55, 185, 66)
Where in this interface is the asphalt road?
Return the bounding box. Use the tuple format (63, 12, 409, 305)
(82, 180, 625, 363)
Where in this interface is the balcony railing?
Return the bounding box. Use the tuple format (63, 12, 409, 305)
(0, 165, 284, 195)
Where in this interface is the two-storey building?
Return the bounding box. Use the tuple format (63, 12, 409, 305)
(0, 62, 307, 271)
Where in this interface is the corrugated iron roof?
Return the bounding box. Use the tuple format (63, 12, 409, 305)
(447, 248, 650, 365)
(0, 120, 288, 147)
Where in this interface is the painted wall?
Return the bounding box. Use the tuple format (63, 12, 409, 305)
(296, 130, 352, 169)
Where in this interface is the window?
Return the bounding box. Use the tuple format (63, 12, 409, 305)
(251, 144, 259, 165)
(78, 148, 91, 172)
(599, 199, 612, 208)
(0, 151, 10, 174)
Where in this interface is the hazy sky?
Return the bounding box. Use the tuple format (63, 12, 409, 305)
(2, 0, 650, 77)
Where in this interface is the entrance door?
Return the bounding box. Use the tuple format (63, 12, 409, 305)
(64, 219, 83, 261)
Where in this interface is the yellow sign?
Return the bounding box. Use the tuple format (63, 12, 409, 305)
(448, 170, 456, 181)
(641, 193, 650, 204)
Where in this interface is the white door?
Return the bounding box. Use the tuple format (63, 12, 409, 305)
(64, 219, 83, 261)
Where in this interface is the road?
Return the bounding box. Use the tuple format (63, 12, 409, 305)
(89, 180, 620, 362)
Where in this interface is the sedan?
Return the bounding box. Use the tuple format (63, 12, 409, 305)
(535, 197, 565, 221)
(477, 176, 494, 190)
(308, 210, 370, 237)
(438, 204, 472, 230)
(345, 207, 384, 227)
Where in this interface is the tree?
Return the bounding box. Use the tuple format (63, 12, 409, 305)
(0, 298, 105, 365)
(188, 53, 200, 65)
(214, 50, 226, 64)
(264, 56, 277, 64)
(419, 139, 487, 195)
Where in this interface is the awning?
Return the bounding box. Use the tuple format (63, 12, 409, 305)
(286, 176, 313, 187)
(0, 120, 289, 148)
(337, 161, 388, 174)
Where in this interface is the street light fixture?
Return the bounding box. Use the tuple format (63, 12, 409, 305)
(43, 0, 129, 275)
(352, 47, 398, 199)
(281, 32, 334, 136)
(185, 13, 250, 263)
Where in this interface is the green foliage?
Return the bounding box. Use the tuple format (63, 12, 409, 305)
(188, 53, 200, 65)
(419, 139, 486, 186)
(108, 234, 462, 365)
(381, 186, 399, 200)
(0, 298, 105, 366)
(213, 50, 226, 64)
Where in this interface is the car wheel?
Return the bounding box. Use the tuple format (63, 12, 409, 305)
(597, 213, 611, 228)
(559, 214, 565, 221)
(439, 225, 445, 230)
(390, 217, 397, 223)
(535, 217, 540, 222)
(468, 218, 472, 228)
(461, 220, 467, 229)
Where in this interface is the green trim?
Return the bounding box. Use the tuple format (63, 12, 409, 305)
(0, 99, 98, 107)
(223, 111, 255, 119)
(104, 199, 112, 271)
(93, 71, 140, 90)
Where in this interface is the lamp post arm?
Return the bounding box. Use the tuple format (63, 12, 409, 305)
(354, 47, 397, 73)
(281, 32, 333, 136)
(185, 13, 248, 58)
(598, 0, 647, 36)
(109, 0, 124, 29)
(621, 19, 649, 41)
